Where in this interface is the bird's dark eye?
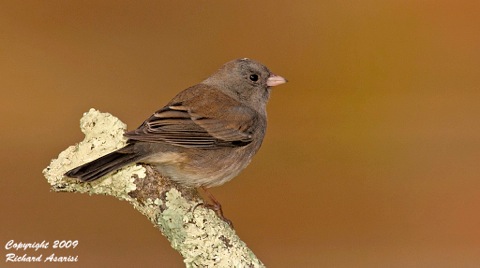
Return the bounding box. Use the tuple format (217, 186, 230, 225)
(249, 74, 259, 82)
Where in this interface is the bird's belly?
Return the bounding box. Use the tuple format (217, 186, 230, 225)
(143, 147, 255, 188)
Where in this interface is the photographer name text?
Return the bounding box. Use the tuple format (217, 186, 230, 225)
(5, 240, 79, 263)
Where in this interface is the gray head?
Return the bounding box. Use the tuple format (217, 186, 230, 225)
(203, 58, 287, 109)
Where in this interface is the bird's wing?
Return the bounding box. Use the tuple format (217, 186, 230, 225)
(124, 90, 257, 149)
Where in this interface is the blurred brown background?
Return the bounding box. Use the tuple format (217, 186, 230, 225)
(1, 1, 480, 267)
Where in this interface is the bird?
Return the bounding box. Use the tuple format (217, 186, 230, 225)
(65, 58, 286, 223)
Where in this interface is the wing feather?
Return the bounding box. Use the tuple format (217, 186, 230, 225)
(124, 87, 257, 148)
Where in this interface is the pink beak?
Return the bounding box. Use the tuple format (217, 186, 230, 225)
(266, 74, 287, 87)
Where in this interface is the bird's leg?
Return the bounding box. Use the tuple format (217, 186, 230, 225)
(198, 186, 233, 228)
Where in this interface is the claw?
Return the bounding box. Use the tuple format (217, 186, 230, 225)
(195, 186, 234, 228)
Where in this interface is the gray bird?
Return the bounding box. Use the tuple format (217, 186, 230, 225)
(65, 58, 286, 189)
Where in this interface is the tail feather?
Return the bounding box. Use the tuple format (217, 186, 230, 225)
(65, 144, 144, 182)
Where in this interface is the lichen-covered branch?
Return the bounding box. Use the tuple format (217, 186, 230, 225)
(43, 108, 264, 267)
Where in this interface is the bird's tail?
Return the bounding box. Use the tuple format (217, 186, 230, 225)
(65, 144, 144, 182)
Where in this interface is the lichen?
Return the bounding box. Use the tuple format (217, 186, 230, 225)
(153, 188, 263, 268)
(42, 108, 143, 198)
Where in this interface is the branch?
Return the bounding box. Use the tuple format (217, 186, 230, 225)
(43, 108, 264, 267)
